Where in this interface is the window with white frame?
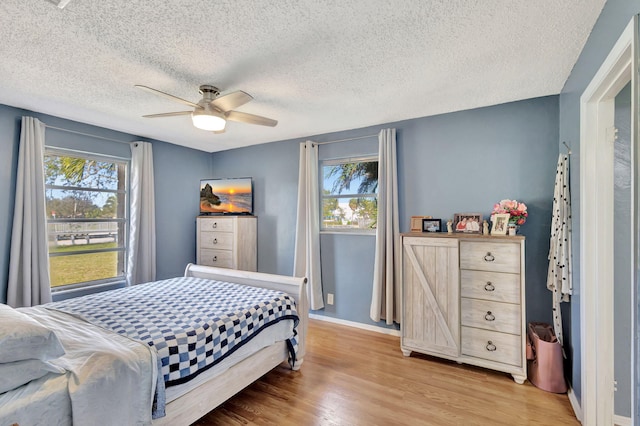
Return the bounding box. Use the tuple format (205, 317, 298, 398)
(320, 156, 378, 231)
(44, 149, 128, 290)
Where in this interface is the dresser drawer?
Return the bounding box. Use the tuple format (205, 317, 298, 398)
(199, 218, 234, 232)
(460, 241, 520, 273)
(460, 270, 520, 304)
(199, 249, 233, 268)
(461, 298, 521, 335)
(461, 327, 522, 367)
(200, 232, 234, 250)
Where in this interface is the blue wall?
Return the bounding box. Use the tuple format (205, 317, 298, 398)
(152, 139, 211, 280)
(558, 0, 639, 403)
(0, 105, 21, 304)
(0, 105, 209, 303)
(614, 82, 632, 417)
(208, 139, 300, 275)
(211, 96, 559, 328)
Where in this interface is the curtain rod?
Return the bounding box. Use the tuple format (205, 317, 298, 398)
(314, 133, 378, 146)
(45, 124, 134, 145)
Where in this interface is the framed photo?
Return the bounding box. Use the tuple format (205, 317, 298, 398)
(422, 218, 441, 233)
(410, 216, 432, 232)
(453, 213, 482, 233)
(491, 213, 510, 235)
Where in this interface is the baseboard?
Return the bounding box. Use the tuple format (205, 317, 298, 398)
(614, 414, 632, 426)
(567, 386, 582, 423)
(309, 313, 401, 337)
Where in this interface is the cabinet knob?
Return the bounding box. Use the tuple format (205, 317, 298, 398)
(484, 311, 495, 321)
(212, 222, 218, 228)
(484, 282, 495, 291)
(212, 256, 217, 262)
(213, 238, 218, 244)
(486, 341, 497, 352)
(483, 252, 495, 262)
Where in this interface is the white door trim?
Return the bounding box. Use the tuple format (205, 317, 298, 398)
(579, 17, 635, 426)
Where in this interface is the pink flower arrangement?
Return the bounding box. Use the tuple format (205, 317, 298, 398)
(492, 199, 528, 226)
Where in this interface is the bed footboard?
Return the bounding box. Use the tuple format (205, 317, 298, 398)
(183, 263, 308, 362)
(153, 265, 309, 425)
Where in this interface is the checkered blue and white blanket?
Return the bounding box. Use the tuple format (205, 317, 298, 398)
(46, 276, 299, 388)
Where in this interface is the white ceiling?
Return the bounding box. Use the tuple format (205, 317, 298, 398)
(0, 0, 605, 153)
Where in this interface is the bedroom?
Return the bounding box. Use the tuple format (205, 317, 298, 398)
(0, 0, 638, 425)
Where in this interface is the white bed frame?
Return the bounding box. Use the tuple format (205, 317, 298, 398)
(152, 264, 308, 426)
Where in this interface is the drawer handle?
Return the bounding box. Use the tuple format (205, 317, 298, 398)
(486, 341, 497, 352)
(484, 311, 495, 321)
(212, 222, 218, 228)
(484, 282, 495, 292)
(212, 256, 217, 262)
(213, 238, 218, 244)
(483, 252, 495, 262)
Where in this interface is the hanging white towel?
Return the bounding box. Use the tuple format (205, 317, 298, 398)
(546, 153, 572, 347)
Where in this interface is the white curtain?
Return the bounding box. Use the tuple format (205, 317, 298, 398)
(293, 141, 324, 310)
(126, 141, 156, 285)
(546, 153, 572, 346)
(7, 117, 51, 307)
(370, 128, 400, 324)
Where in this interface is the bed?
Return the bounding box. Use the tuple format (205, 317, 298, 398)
(0, 264, 308, 426)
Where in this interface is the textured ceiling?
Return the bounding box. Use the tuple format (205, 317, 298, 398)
(0, 1, 605, 153)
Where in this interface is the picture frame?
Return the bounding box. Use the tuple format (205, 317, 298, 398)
(422, 218, 441, 233)
(491, 213, 510, 235)
(453, 213, 482, 233)
(410, 216, 432, 232)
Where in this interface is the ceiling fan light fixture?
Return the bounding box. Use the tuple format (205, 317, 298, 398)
(137, 83, 276, 132)
(191, 110, 226, 131)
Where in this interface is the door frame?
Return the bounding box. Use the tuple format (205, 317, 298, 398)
(579, 16, 636, 425)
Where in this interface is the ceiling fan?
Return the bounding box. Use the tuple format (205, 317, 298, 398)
(135, 84, 277, 133)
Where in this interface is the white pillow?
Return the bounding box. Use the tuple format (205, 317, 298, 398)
(0, 304, 65, 363)
(0, 359, 65, 393)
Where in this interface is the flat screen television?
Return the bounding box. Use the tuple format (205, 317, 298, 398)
(199, 177, 253, 215)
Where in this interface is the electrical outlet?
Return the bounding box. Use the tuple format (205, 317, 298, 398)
(327, 293, 334, 305)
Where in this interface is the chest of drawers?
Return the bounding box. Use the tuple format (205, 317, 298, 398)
(401, 233, 526, 383)
(196, 216, 257, 271)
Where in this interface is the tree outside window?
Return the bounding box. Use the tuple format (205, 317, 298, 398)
(321, 157, 378, 231)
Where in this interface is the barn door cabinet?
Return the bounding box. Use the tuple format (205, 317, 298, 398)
(401, 233, 526, 384)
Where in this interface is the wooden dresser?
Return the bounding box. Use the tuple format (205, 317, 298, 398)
(401, 233, 526, 383)
(196, 216, 257, 271)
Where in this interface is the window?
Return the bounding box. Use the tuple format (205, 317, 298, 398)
(44, 149, 128, 290)
(321, 156, 378, 231)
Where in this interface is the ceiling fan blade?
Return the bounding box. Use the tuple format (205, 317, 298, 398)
(210, 91, 253, 111)
(142, 111, 193, 118)
(225, 110, 277, 127)
(135, 85, 200, 108)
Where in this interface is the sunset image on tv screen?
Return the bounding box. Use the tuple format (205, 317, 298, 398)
(200, 178, 252, 214)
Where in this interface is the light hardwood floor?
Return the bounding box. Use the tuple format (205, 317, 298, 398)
(193, 319, 579, 425)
